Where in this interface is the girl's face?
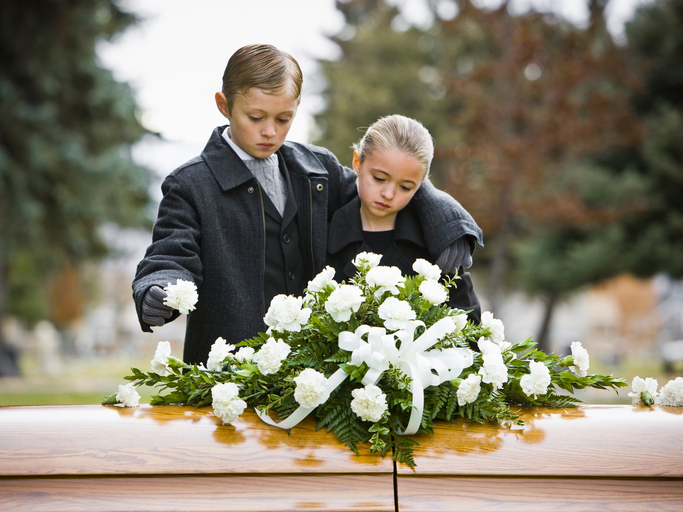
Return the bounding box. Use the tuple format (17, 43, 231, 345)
(353, 147, 425, 231)
(216, 87, 298, 159)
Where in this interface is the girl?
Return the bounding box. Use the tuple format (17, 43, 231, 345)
(133, 45, 482, 365)
(327, 114, 482, 322)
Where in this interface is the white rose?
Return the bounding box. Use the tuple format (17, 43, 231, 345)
(412, 258, 442, 281)
(481, 311, 505, 345)
(378, 296, 417, 331)
(163, 279, 198, 315)
(352, 251, 383, 269)
(211, 382, 247, 425)
(419, 279, 448, 305)
(520, 360, 551, 399)
(151, 341, 172, 376)
(253, 338, 291, 375)
(264, 295, 311, 332)
(307, 266, 338, 293)
(234, 346, 255, 362)
(569, 341, 590, 377)
(478, 338, 508, 390)
(293, 368, 330, 408)
(350, 384, 387, 422)
(325, 284, 365, 322)
(657, 377, 683, 407)
(456, 374, 481, 406)
(628, 376, 659, 405)
(206, 337, 235, 371)
(366, 266, 406, 297)
(116, 383, 141, 407)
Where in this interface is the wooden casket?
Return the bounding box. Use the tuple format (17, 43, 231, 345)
(0, 403, 682, 511)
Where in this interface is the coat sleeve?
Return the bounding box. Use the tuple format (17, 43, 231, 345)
(409, 180, 484, 259)
(132, 174, 203, 332)
(308, 147, 357, 221)
(447, 268, 481, 325)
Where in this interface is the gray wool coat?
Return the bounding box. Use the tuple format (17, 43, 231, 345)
(133, 126, 483, 365)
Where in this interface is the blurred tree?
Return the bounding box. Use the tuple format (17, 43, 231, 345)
(0, 0, 152, 375)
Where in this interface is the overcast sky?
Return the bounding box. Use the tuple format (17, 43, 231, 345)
(98, 0, 653, 173)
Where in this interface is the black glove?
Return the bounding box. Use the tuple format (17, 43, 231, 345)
(141, 285, 174, 327)
(436, 237, 473, 274)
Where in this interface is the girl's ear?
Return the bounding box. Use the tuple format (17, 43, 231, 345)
(215, 92, 230, 119)
(352, 151, 361, 175)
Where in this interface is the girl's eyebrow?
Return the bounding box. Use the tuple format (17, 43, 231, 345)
(372, 169, 419, 186)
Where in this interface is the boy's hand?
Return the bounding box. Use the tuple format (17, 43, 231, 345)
(436, 238, 473, 274)
(141, 285, 174, 327)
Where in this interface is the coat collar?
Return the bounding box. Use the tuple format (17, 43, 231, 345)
(201, 126, 331, 192)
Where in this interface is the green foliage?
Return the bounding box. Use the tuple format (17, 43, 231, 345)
(105, 256, 626, 467)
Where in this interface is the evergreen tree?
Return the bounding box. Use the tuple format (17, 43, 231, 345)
(0, 0, 152, 374)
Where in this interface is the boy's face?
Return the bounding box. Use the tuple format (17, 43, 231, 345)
(354, 148, 424, 231)
(216, 88, 298, 159)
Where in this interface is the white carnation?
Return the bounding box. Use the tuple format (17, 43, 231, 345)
(352, 251, 383, 269)
(253, 338, 291, 375)
(211, 382, 247, 425)
(234, 346, 255, 362)
(163, 279, 198, 315)
(293, 368, 330, 408)
(657, 377, 683, 406)
(478, 338, 508, 390)
(206, 337, 235, 371)
(378, 296, 417, 331)
(264, 295, 311, 332)
(419, 279, 448, 305)
(520, 361, 551, 399)
(366, 266, 406, 297)
(150, 341, 172, 376)
(412, 258, 442, 281)
(569, 341, 590, 377)
(350, 384, 388, 422)
(307, 266, 338, 293)
(481, 311, 505, 345)
(450, 311, 468, 334)
(628, 376, 659, 405)
(116, 383, 141, 407)
(325, 284, 365, 322)
(456, 374, 481, 406)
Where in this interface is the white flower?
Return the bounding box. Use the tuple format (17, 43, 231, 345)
(116, 383, 141, 407)
(151, 341, 172, 376)
(351, 384, 387, 422)
(234, 346, 255, 362)
(211, 382, 247, 425)
(378, 296, 417, 331)
(412, 258, 442, 281)
(419, 279, 448, 305)
(163, 279, 198, 315)
(307, 266, 338, 293)
(628, 376, 659, 405)
(481, 311, 505, 345)
(264, 295, 311, 332)
(366, 266, 406, 297)
(478, 338, 508, 390)
(293, 368, 330, 408)
(352, 251, 383, 269)
(206, 337, 235, 371)
(569, 341, 590, 377)
(657, 377, 683, 406)
(325, 284, 365, 322)
(253, 337, 291, 375)
(457, 374, 481, 406)
(520, 361, 551, 399)
(450, 311, 468, 334)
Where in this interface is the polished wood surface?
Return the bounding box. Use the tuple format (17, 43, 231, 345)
(1, 403, 682, 512)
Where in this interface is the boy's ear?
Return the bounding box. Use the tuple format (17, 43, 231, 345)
(215, 92, 230, 119)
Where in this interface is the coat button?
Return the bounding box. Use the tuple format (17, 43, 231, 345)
(283, 234, 291, 244)
(248, 186, 255, 193)
(288, 271, 295, 280)
(316, 183, 324, 192)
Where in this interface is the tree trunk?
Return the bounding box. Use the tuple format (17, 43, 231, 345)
(0, 240, 21, 376)
(536, 293, 558, 354)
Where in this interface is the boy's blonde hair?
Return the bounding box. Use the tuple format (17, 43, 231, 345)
(353, 115, 434, 180)
(221, 44, 303, 113)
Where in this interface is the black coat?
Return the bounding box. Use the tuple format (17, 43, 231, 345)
(327, 196, 482, 323)
(133, 127, 483, 364)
